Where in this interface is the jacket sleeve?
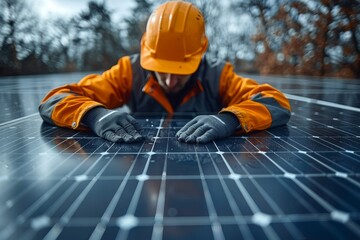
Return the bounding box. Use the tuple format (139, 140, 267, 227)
(38, 56, 133, 129)
(219, 62, 291, 133)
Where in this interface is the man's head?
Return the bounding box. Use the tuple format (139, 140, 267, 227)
(140, 1, 208, 76)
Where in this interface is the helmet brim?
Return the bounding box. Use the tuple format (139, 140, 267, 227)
(140, 35, 205, 75)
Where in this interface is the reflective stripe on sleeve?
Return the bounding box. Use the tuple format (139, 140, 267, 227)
(251, 93, 291, 128)
(38, 93, 72, 125)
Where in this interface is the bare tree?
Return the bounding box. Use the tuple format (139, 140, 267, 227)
(0, 0, 38, 75)
(231, 0, 360, 78)
(283, 0, 360, 77)
(71, 1, 125, 70)
(123, 0, 153, 53)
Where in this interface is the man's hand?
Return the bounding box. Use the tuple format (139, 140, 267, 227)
(82, 107, 143, 143)
(176, 113, 240, 143)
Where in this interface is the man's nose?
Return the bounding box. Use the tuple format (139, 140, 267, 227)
(165, 74, 178, 88)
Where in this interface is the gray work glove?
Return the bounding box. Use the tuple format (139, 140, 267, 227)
(82, 107, 143, 143)
(176, 113, 240, 143)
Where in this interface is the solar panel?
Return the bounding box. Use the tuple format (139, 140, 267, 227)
(0, 74, 359, 240)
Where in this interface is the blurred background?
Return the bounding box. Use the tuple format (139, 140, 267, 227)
(0, 0, 359, 78)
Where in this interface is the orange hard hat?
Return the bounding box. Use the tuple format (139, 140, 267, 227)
(140, 1, 208, 75)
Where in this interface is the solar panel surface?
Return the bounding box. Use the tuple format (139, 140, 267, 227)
(0, 73, 359, 240)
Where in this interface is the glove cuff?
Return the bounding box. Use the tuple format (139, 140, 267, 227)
(217, 112, 240, 132)
(82, 107, 109, 129)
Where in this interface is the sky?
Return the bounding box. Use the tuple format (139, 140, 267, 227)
(29, 0, 135, 21)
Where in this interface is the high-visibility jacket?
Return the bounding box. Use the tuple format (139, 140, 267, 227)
(39, 54, 291, 133)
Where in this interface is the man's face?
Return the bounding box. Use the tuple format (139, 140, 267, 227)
(154, 72, 191, 94)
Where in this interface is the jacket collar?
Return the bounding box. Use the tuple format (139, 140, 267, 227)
(142, 73, 204, 113)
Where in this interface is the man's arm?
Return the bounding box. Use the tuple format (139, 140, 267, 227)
(176, 62, 291, 143)
(218, 62, 291, 133)
(39, 56, 133, 130)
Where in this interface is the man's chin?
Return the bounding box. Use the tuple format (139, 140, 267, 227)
(169, 89, 182, 94)
(165, 87, 179, 93)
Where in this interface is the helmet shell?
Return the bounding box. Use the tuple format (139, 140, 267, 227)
(140, 1, 208, 74)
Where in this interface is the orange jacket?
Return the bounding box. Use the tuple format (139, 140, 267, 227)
(39, 54, 291, 133)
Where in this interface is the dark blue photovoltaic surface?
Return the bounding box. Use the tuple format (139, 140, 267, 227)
(0, 73, 359, 240)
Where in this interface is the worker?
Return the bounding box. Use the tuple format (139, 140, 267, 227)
(39, 1, 291, 144)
